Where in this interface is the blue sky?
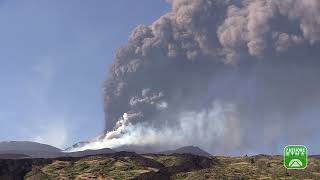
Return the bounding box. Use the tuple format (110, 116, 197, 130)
(0, 0, 170, 149)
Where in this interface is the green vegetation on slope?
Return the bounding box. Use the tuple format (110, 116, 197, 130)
(24, 153, 320, 180)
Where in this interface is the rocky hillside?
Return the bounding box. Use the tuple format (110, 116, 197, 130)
(0, 152, 319, 180)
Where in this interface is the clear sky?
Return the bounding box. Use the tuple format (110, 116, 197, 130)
(0, 0, 170, 149)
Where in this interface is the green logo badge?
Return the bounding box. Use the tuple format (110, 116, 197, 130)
(284, 145, 308, 169)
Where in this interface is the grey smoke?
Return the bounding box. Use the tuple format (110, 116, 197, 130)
(76, 0, 320, 154)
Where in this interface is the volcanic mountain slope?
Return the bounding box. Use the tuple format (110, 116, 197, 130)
(0, 141, 209, 158)
(66, 141, 211, 156)
(0, 141, 116, 158)
(113, 145, 157, 154)
(0, 153, 316, 180)
(0, 141, 64, 158)
(158, 146, 211, 157)
(0, 153, 31, 159)
(67, 148, 115, 157)
(0, 141, 61, 152)
(112, 145, 211, 156)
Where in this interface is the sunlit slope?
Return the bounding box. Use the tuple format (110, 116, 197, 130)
(24, 153, 320, 180)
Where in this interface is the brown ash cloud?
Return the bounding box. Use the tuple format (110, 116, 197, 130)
(75, 0, 320, 154)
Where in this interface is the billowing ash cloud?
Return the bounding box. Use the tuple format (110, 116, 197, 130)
(73, 0, 320, 154)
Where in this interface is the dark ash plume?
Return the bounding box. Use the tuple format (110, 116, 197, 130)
(74, 0, 320, 154)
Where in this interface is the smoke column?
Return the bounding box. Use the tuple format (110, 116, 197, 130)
(72, 0, 320, 154)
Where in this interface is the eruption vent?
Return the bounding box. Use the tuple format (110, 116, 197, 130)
(73, 0, 320, 154)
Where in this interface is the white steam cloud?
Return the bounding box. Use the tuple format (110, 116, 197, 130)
(71, 101, 239, 153)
